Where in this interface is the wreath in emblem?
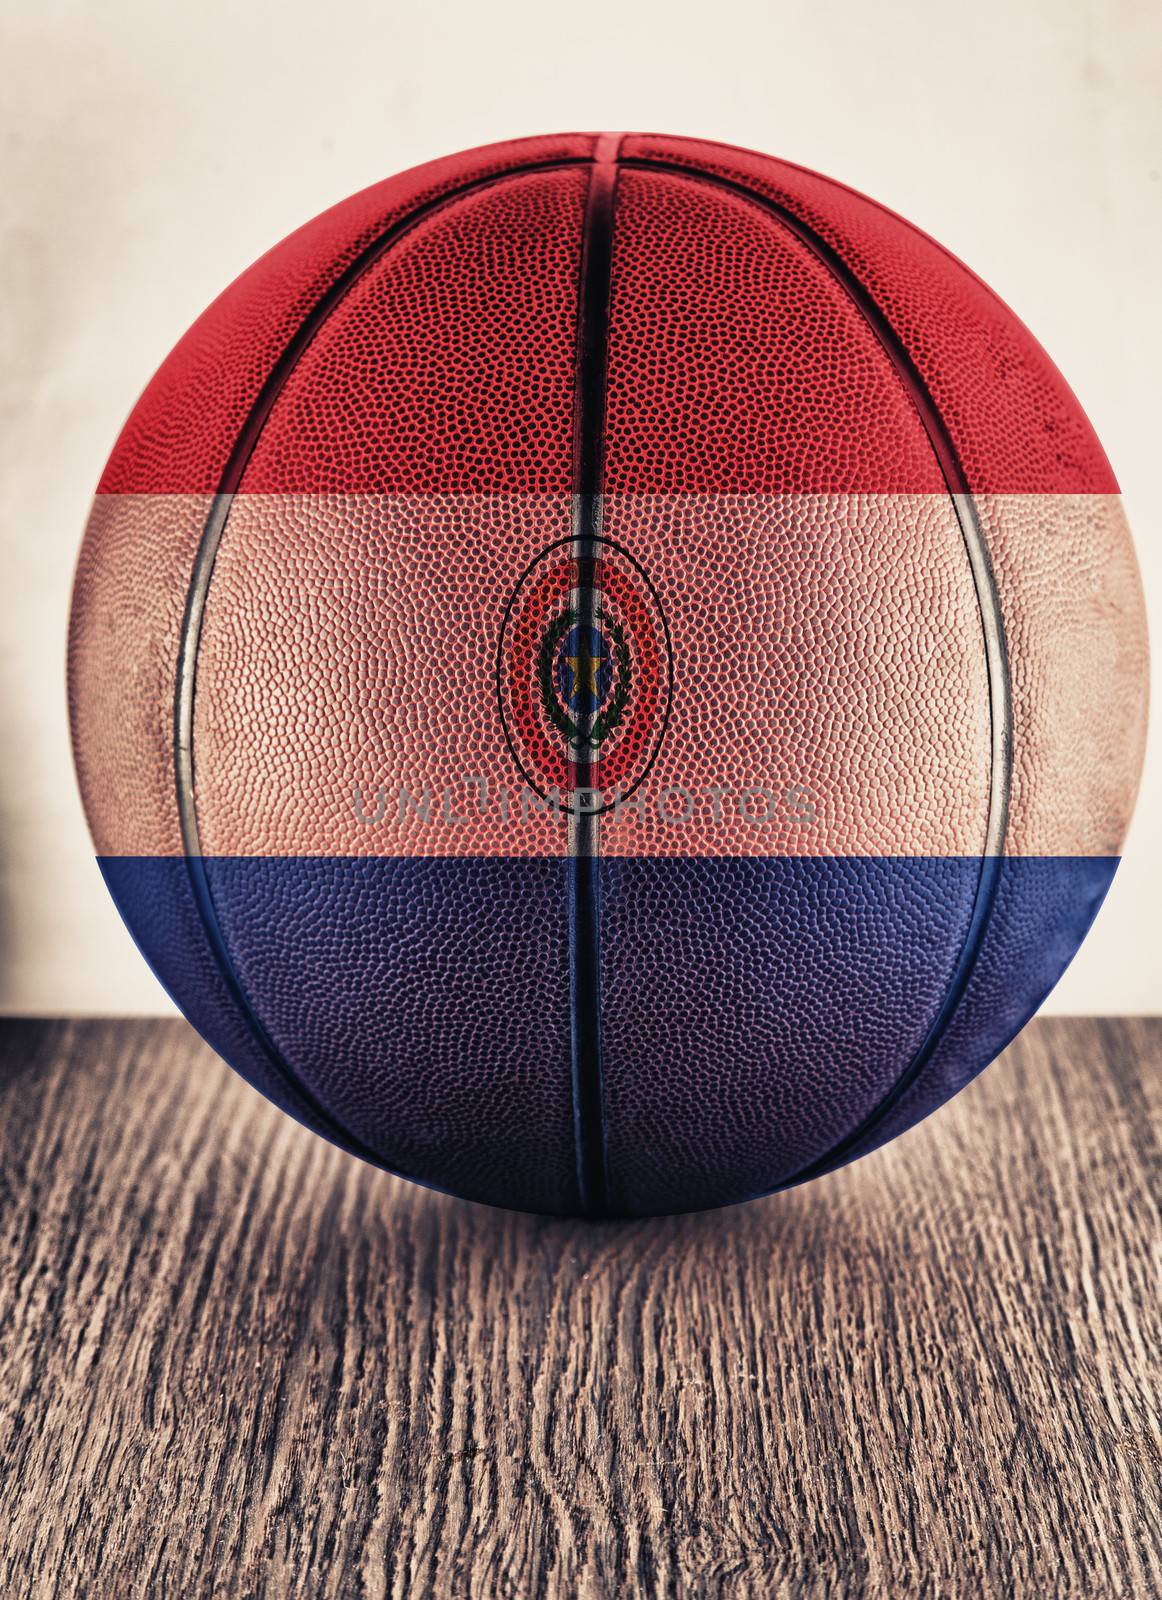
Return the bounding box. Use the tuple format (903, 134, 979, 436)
(536, 606, 631, 750)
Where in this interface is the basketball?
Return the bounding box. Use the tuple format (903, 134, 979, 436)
(68, 132, 1148, 1216)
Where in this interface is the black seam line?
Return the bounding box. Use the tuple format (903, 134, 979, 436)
(173, 155, 595, 1171)
(622, 157, 1013, 1187)
(568, 133, 621, 1217)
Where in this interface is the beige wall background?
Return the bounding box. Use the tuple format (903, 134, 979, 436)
(1, 0, 1157, 1013)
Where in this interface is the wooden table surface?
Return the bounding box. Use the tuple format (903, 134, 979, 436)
(0, 1017, 1158, 1599)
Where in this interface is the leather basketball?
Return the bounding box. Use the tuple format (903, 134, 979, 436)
(69, 133, 1148, 1216)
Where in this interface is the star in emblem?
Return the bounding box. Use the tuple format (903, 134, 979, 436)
(565, 641, 608, 700)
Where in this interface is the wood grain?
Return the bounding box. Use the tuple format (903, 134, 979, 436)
(0, 1017, 1158, 1598)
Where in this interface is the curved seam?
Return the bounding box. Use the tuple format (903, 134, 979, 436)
(174, 154, 594, 1172)
(621, 157, 1014, 1183)
(623, 133, 1091, 400)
